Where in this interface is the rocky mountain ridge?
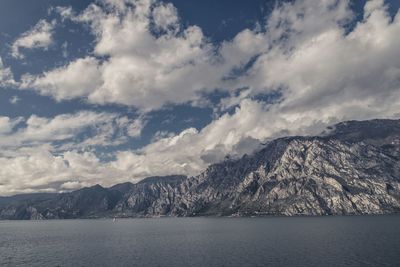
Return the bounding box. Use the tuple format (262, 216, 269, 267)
(1, 119, 399, 219)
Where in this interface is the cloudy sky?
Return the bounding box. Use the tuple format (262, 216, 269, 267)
(0, 0, 399, 195)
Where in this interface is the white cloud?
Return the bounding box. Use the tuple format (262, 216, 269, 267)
(11, 19, 55, 59)
(0, 116, 23, 134)
(9, 95, 20, 105)
(126, 116, 147, 137)
(232, 0, 400, 121)
(0, 57, 17, 87)
(151, 130, 175, 142)
(0, 145, 151, 195)
(61, 41, 68, 58)
(0, 110, 148, 195)
(152, 2, 179, 33)
(25, 0, 400, 117)
(0, 111, 145, 151)
(21, 57, 102, 101)
(24, 0, 248, 111)
(0, 149, 114, 195)
(54, 6, 74, 21)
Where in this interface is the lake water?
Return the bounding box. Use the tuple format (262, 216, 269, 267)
(0, 216, 399, 266)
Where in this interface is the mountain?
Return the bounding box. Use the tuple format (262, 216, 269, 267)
(1, 119, 399, 219)
(0, 176, 185, 219)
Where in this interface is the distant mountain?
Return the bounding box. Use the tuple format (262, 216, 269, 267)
(1, 119, 399, 219)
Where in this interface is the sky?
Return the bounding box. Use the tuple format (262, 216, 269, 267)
(0, 0, 399, 196)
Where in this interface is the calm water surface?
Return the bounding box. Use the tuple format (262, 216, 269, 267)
(0, 216, 400, 267)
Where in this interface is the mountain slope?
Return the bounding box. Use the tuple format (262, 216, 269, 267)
(1, 119, 399, 219)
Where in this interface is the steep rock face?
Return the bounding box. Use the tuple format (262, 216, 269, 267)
(0, 119, 399, 219)
(229, 138, 400, 215)
(163, 120, 400, 216)
(113, 175, 187, 216)
(163, 138, 399, 216)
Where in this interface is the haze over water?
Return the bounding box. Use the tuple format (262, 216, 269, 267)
(1, 216, 400, 267)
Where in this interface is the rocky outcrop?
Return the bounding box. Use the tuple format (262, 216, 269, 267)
(0, 119, 399, 219)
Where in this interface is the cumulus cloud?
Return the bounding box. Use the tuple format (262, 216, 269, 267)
(0, 110, 148, 195)
(0, 149, 128, 195)
(23, 0, 400, 116)
(21, 57, 102, 101)
(0, 111, 145, 153)
(11, 19, 55, 59)
(24, 0, 255, 110)
(0, 116, 23, 134)
(236, 0, 400, 117)
(152, 2, 180, 33)
(0, 57, 17, 87)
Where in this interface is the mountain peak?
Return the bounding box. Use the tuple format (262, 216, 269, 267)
(1, 118, 399, 219)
